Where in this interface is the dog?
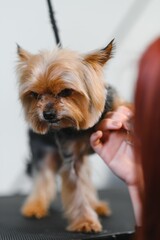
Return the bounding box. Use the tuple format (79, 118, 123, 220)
(17, 40, 119, 232)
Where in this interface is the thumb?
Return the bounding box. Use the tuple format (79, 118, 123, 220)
(90, 131, 103, 153)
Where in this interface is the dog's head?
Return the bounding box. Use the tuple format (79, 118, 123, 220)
(17, 40, 114, 134)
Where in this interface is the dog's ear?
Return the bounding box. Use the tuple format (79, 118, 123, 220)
(17, 44, 32, 61)
(85, 39, 115, 67)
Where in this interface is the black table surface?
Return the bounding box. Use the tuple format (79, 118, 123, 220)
(0, 188, 135, 240)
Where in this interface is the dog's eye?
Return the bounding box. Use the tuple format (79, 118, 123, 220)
(58, 88, 73, 98)
(30, 91, 41, 100)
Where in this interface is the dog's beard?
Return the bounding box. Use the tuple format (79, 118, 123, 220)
(26, 111, 49, 134)
(26, 106, 87, 134)
(22, 86, 102, 134)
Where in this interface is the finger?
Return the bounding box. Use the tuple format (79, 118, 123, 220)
(123, 120, 133, 131)
(90, 131, 105, 154)
(110, 109, 134, 131)
(97, 118, 122, 131)
(116, 106, 133, 118)
(99, 131, 127, 163)
(111, 111, 128, 122)
(90, 131, 103, 147)
(105, 111, 113, 118)
(104, 106, 133, 120)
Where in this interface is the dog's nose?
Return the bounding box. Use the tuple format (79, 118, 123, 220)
(43, 110, 56, 121)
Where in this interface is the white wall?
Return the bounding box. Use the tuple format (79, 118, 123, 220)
(0, 0, 159, 195)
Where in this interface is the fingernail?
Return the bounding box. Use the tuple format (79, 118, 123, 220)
(112, 121, 121, 127)
(126, 111, 132, 117)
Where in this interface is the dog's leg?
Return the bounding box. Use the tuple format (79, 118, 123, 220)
(82, 163, 111, 217)
(21, 153, 57, 219)
(61, 157, 102, 232)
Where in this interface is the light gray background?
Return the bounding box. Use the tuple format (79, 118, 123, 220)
(0, 0, 159, 195)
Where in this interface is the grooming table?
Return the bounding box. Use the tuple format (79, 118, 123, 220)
(0, 188, 135, 240)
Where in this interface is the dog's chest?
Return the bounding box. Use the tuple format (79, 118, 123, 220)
(54, 127, 94, 161)
(53, 85, 115, 163)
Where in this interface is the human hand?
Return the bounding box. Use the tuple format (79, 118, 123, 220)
(90, 106, 137, 186)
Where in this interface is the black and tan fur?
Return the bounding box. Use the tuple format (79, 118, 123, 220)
(17, 40, 119, 232)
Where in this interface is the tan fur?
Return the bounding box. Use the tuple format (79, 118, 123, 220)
(22, 154, 57, 218)
(61, 157, 111, 222)
(17, 41, 114, 232)
(61, 158, 105, 232)
(17, 44, 113, 133)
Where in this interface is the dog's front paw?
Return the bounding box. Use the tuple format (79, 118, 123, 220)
(94, 201, 111, 217)
(21, 199, 48, 219)
(67, 218, 102, 232)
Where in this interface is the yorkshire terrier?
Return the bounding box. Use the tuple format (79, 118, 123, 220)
(17, 40, 119, 232)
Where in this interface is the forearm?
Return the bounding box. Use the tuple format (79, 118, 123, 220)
(128, 185, 142, 226)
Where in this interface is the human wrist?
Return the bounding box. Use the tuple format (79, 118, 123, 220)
(128, 185, 142, 227)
